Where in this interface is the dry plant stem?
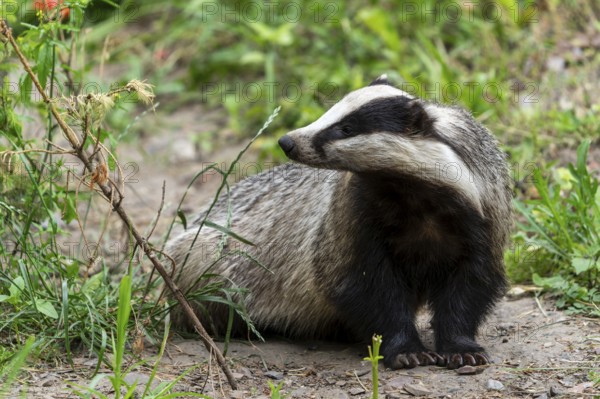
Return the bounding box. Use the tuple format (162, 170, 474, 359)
(0, 20, 238, 390)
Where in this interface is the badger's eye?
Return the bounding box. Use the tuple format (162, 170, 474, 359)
(341, 125, 352, 136)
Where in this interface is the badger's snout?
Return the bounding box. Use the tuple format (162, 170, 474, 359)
(278, 135, 296, 156)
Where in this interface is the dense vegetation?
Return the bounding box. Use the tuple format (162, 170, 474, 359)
(0, 0, 598, 395)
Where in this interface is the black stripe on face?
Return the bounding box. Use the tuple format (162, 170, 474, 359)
(311, 97, 435, 156)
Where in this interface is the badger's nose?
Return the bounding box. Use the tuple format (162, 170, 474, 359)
(278, 135, 295, 155)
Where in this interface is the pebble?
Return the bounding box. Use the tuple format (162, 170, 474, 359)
(349, 387, 366, 396)
(404, 382, 432, 396)
(123, 372, 150, 386)
(486, 379, 505, 391)
(385, 375, 413, 389)
(290, 387, 310, 398)
(329, 389, 350, 399)
(355, 367, 371, 377)
(456, 365, 477, 375)
(535, 394, 549, 399)
(230, 390, 246, 399)
(263, 370, 283, 380)
(550, 385, 563, 396)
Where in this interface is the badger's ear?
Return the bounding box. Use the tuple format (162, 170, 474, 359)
(369, 74, 392, 87)
(408, 100, 435, 135)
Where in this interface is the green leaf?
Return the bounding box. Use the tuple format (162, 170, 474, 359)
(36, 43, 53, 90)
(82, 272, 103, 294)
(204, 220, 255, 246)
(0, 295, 10, 302)
(177, 209, 187, 230)
(532, 273, 567, 290)
(8, 276, 25, 301)
(35, 299, 59, 319)
(571, 257, 594, 274)
(20, 74, 32, 104)
(245, 22, 295, 46)
(62, 193, 78, 223)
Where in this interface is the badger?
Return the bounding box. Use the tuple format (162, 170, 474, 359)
(166, 75, 512, 370)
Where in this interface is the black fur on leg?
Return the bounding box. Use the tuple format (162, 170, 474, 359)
(430, 245, 507, 369)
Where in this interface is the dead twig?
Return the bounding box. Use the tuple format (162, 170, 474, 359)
(0, 19, 238, 390)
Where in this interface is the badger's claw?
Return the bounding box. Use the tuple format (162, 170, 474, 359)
(440, 352, 490, 369)
(429, 351, 446, 366)
(390, 351, 438, 369)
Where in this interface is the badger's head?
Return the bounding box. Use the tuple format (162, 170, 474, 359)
(278, 75, 497, 215)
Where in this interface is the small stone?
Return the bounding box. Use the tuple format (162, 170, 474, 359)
(326, 377, 336, 385)
(534, 394, 548, 399)
(502, 337, 509, 343)
(543, 342, 554, 348)
(336, 380, 347, 387)
(486, 379, 505, 391)
(349, 387, 366, 395)
(355, 367, 370, 377)
(123, 372, 150, 386)
(404, 382, 432, 396)
(264, 370, 283, 380)
(40, 377, 58, 387)
(231, 373, 244, 380)
(330, 390, 350, 399)
(595, 347, 600, 355)
(230, 390, 246, 399)
(291, 387, 310, 398)
(385, 375, 412, 390)
(240, 367, 253, 378)
(506, 286, 526, 299)
(456, 365, 477, 375)
(550, 385, 563, 396)
(318, 370, 335, 379)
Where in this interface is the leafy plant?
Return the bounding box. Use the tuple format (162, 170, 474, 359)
(364, 335, 383, 399)
(267, 380, 287, 399)
(71, 275, 211, 399)
(513, 140, 600, 316)
(0, 336, 35, 398)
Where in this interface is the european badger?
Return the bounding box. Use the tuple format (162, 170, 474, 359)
(167, 76, 512, 369)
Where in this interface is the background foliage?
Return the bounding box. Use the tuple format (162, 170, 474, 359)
(0, 0, 599, 393)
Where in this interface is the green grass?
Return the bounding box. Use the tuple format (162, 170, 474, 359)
(1, 0, 600, 396)
(510, 140, 600, 316)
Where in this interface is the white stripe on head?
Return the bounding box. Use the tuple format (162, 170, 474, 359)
(302, 85, 414, 133)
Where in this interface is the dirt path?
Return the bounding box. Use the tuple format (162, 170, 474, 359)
(19, 296, 600, 398)
(13, 104, 600, 398)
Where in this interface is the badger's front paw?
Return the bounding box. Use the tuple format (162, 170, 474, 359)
(437, 351, 490, 369)
(387, 351, 444, 369)
(436, 337, 491, 369)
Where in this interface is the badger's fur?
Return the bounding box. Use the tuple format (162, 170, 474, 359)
(166, 76, 512, 369)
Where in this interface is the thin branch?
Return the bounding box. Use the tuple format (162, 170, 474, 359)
(0, 19, 238, 389)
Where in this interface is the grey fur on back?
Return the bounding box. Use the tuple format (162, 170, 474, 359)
(166, 164, 347, 336)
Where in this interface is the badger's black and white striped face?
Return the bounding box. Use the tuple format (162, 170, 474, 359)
(278, 76, 485, 214)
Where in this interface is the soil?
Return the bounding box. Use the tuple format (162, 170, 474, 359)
(11, 103, 600, 399)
